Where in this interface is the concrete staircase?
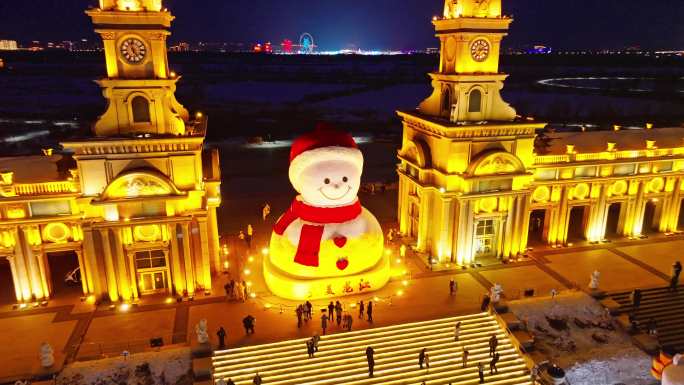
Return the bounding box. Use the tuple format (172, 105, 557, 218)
(211, 312, 533, 385)
(608, 286, 684, 352)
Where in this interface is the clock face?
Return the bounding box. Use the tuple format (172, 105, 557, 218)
(470, 39, 490, 62)
(120, 38, 147, 64)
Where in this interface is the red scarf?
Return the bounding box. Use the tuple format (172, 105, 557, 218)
(273, 198, 362, 267)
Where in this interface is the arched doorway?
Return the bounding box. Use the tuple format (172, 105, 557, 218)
(604, 202, 622, 238)
(567, 205, 589, 243)
(0, 258, 17, 304)
(527, 209, 547, 245)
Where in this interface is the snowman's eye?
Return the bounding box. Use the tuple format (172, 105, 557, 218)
(324, 178, 330, 184)
(343, 176, 348, 182)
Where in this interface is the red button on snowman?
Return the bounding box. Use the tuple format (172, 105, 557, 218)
(264, 124, 390, 300)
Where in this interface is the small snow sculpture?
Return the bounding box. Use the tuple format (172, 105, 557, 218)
(195, 319, 209, 344)
(674, 354, 683, 366)
(39, 342, 54, 368)
(490, 283, 503, 303)
(588, 270, 600, 290)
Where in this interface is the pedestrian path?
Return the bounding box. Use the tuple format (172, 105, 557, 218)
(211, 312, 533, 385)
(608, 286, 684, 352)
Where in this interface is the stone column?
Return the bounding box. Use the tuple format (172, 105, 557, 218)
(631, 181, 647, 236)
(126, 251, 139, 299)
(113, 229, 131, 301)
(439, 196, 455, 262)
(207, 207, 221, 274)
(99, 229, 119, 302)
(74, 249, 89, 295)
(518, 194, 532, 255)
(454, 199, 469, 265)
(168, 223, 185, 295)
(463, 200, 475, 264)
(197, 219, 212, 291)
(416, 189, 430, 253)
(667, 178, 683, 232)
(34, 251, 50, 299)
(502, 196, 515, 258)
(181, 222, 195, 294)
(82, 228, 102, 296)
(557, 187, 571, 245)
(12, 229, 32, 301)
(510, 195, 525, 256)
(398, 175, 409, 235)
(7, 255, 23, 302)
(20, 227, 44, 300)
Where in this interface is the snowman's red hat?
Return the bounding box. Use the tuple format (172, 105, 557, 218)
(289, 124, 363, 192)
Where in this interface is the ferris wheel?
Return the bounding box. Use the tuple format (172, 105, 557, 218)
(299, 33, 316, 54)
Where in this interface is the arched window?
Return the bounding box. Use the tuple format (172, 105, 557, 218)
(131, 96, 151, 123)
(468, 89, 482, 113)
(441, 87, 451, 115)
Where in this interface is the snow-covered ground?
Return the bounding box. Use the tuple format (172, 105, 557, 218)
(56, 348, 192, 385)
(509, 291, 656, 385)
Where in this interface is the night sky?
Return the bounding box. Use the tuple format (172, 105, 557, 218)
(1, 0, 683, 51)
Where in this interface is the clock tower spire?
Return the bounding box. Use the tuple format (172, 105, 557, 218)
(87, 0, 190, 136)
(420, 0, 515, 122)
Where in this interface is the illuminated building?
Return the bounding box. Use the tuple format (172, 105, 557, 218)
(0, 0, 221, 303)
(397, 0, 684, 265)
(0, 40, 18, 51)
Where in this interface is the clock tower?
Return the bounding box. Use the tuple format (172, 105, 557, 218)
(396, 0, 545, 266)
(420, 0, 515, 122)
(87, 0, 189, 136)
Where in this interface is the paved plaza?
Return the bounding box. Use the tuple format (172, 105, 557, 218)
(0, 229, 681, 381)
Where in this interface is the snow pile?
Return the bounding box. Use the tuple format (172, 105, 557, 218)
(57, 348, 192, 385)
(509, 291, 654, 385)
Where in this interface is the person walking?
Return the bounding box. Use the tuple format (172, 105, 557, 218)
(631, 288, 643, 310)
(246, 224, 253, 249)
(328, 301, 334, 319)
(243, 315, 256, 334)
(335, 301, 343, 324)
(252, 372, 262, 385)
(217, 326, 227, 349)
(262, 203, 271, 221)
(367, 301, 374, 322)
(480, 293, 491, 311)
(419, 348, 426, 369)
(366, 346, 375, 377)
(477, 362, 485, 384)
(424, 351, 430, 370)
(226, 379, 235, 385)
(449, 278, 455, 296)
(462, 347, 469, 368)
(454, 321, 461, 342)
(306, 339, 315, 358)
(671, 261, 682, 291)
(296, 305, 303, 328)
(490, 352, 500, 374)
(346, 313, 353, 331)
(312, 333, 320, 352)
(358, 300, 365, 319)
(242, 280, 249, 301)
(488, 334, 498, 356)
(306, 301, 313, 320)
(321, 313, 329, 335)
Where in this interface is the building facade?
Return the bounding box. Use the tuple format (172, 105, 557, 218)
(397, 0, 684, 266)
(0, 0, 221, 303)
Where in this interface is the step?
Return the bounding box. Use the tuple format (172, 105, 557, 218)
(212, 313, 532, 385)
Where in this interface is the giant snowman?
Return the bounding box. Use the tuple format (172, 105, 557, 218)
(264, 125, 390, 300)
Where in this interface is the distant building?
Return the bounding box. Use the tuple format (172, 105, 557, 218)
(0, 40, 18, 51)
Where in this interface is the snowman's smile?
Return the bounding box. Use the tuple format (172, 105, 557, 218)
(319, 185, 351, 201)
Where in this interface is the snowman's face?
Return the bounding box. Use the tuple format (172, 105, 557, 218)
(299, 159, 361, 207)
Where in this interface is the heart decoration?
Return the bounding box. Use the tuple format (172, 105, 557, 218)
(336, 257, 349, 270)
(333, 236, 347, 248)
